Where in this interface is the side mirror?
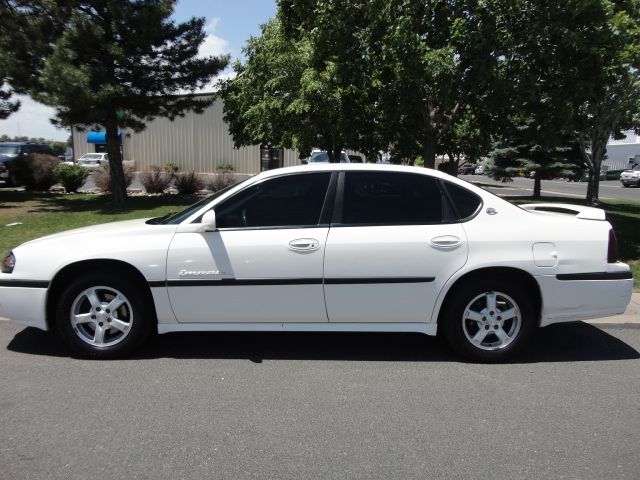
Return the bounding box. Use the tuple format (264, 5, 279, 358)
(201, 210, 217, 232)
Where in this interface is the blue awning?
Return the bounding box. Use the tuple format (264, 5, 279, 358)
(87, 131, 122, 144)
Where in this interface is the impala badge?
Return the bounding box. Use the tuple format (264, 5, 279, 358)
(178, 269, 228, 276)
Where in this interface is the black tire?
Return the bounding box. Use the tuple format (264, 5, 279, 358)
(441, 279, 535, 362)
(55, 272, 153, 359)
(622, 184, 630, 188)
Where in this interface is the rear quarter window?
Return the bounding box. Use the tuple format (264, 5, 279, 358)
(442, 181, 483, 220)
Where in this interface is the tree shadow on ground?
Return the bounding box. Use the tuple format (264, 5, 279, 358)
(7, 322, 639, 364)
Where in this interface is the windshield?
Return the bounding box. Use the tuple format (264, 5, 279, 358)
(154, 179, 248, 225)
(0, 146, 19, 155)
(81, 154, 104, 160)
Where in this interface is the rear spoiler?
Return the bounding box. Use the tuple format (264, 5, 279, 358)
(520, 203, 606, 221)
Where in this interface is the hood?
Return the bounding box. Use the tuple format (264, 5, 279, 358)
(20, 218, 156, 246)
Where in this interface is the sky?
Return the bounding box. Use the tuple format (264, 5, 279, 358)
(0, 0, 277, 141)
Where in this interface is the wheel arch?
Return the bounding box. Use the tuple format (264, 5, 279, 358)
(46, 259, 158, 331)
(434, 267, 542, 327)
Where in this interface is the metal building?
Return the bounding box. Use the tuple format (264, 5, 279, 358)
(603, 131, 640, 170)
(72, 96, 303, 174)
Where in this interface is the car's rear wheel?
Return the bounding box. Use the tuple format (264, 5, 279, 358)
(56, 273, 153, 358)
(442, 280, 535, 362)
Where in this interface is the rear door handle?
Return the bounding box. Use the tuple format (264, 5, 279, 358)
(288, 238, 320, 251)
(430, 235, 462, 249)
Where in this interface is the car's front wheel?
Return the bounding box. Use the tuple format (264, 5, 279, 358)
(56, 273, 153, 358)
(442, 280, 535, 362)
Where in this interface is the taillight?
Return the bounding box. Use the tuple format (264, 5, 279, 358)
(607, 229, 617, 263)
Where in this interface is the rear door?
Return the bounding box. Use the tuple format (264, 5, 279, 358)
(323, 171, 469, 323)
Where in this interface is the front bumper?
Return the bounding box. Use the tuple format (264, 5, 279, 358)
(0, 283, 49, 330)
(536, 267, 633, 327)
(621, 178, 640, 185)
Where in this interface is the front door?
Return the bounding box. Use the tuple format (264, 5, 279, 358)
(166, 172, 334, 323)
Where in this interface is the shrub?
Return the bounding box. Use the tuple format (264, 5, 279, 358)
(53, 163, 89, 193)
(174, 171, 204, 195)
(94, 165, 135, 192)
(164, 162, 181, 176)
(141, 165, 171, 194)
(217, 163, 234, 173)
(12, 153, 60, 191)
(206, 172, 238, 192)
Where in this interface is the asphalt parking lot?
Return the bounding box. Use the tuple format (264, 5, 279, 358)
(1, 321, 639, 480)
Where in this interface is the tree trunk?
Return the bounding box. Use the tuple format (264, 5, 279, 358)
(423, 132, 437, 169)
(586, 169, 601, 205)
(533, 174, 541, 199)
(105, 113, 127, 204)
(334, 147, 343, 164)
(448, 151, 459, 177)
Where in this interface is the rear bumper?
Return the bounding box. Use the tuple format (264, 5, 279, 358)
(536, 268, 633, 326)
(0, 284, 48, 330)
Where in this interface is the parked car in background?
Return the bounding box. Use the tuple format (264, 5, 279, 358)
(348, 155, 363, 163)
(77, 153, 109, 170)
(474, 164, 485, 175)
(620, 164, 640, 187)
(0, 142, 55, 185)
(458, 163, 476, 175)
(307, 149, 350, 163)
(0, 164, 632, 362)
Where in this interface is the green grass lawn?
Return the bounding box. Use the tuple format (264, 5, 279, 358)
(1, 189, 638, 288)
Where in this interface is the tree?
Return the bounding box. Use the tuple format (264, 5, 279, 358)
(371, 0, 500, 169)
(2, 0, 228, 203)
(572, 0, 640, 203)
(277, 0, 501, 168)
(222, 11, 380, 163)
(494, 0, 640, 204)
(0, 80, 19, 119)
(488, 118, 581, 198)
(0, 0, 72, 118)
(437, 107, 492, 176)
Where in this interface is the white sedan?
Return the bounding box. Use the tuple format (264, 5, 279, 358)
(0, 164, 633, 361)
(77, 152, 108, 170)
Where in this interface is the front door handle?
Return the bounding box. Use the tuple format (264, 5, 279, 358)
(288, 238, 320, 251)
(430, 235, 462, 249)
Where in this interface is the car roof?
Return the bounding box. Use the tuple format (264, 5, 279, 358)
(253, 163, 502, 203)
(258, 163, 454, 181)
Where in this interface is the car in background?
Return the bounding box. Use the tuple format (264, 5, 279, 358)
(620, 164, 640, 187)
(348, 155, 363, 163)
(0, 164, 632, 362)
(474, 164, 485, 175)
(77, 153, 109, 170)
(307, 150, 350, 163)
(0, 142, 55, 186)
(458, 163, 476, 175)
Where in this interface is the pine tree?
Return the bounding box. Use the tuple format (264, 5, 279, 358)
(2, 1, 228, 203)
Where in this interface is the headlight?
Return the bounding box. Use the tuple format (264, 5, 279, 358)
(2, 252, 15, 273)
